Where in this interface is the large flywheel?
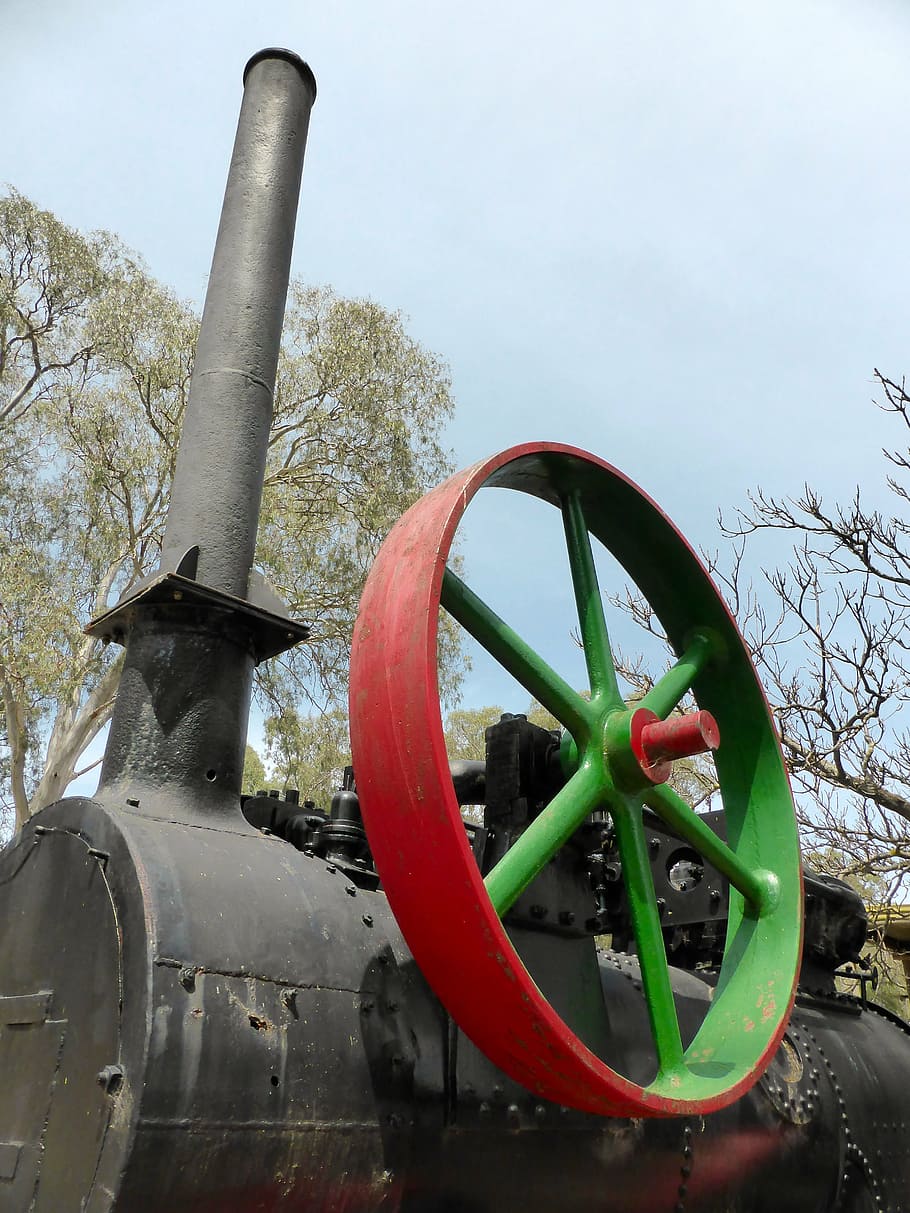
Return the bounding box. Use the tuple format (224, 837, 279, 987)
(349, 443, 802, 1118)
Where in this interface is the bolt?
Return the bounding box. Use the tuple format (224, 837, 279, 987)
(362, 913, 374, 927)
(530, 904, 548, 920)
(558, 910, 576, 926)
(345, 885, 357, 897)
(179, 967, 196, 992)
(96, 1064, 124, 1095)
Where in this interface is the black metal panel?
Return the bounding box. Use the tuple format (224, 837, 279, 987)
(0, 828, 122, 1211)
(3, 794, 910, 1211)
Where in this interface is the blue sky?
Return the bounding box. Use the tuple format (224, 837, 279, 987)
(4, 1, 910, 756)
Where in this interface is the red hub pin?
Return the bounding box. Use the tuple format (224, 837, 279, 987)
(630, 708, 720, 784)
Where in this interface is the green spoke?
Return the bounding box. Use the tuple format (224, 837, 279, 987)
(610, 798, 685, 1076)
(484, 763, 606, 916)
(561, 492, 624, 708)
(442, 568, 593, 740)
(644, 781, 776, 913)
(638, 629, 719, 719)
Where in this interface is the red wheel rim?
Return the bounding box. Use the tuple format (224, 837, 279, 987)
(350, 443, 802, 1118)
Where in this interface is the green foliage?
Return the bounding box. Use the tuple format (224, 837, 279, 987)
(264, 708, 351, 808)
(1, 191, 188, 830)
(241, 744, 266, 796)
(255, 284, 457, 709)
(255, 700, 551, 819)
(443, 705, 505, 762)
(524, 700, 561, 731)
(0, 188, 112, 427)
(257, 703, 506, 820)
(443, 700, 574, 762)
(0, 192, 460, 832)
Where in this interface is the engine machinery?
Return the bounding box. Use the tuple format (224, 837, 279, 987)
(1, 47, 909, 1213)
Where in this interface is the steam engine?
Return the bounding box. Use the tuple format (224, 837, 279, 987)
(1, 47, 908, 1213)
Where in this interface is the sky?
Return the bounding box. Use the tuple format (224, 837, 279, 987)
(3, 0, 910, 779)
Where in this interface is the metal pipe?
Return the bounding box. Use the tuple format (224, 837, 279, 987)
(98, 50, 316, 817)
(162, 48, 317, 594)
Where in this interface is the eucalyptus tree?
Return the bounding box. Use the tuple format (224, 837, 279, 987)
(0, 192, 457, 836)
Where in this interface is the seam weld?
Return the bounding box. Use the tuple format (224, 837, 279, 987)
(136, 1118, 381, 1132)
(153, 957, 360, 992)
(122, 810, 267, 836)
(197, 367, 273, 394)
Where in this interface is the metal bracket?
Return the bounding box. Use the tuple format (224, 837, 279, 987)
(86, 570, 309, 663)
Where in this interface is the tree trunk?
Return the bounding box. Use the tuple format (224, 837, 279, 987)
(0, 669, 30, 832)
(30, 659, 121, 813)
